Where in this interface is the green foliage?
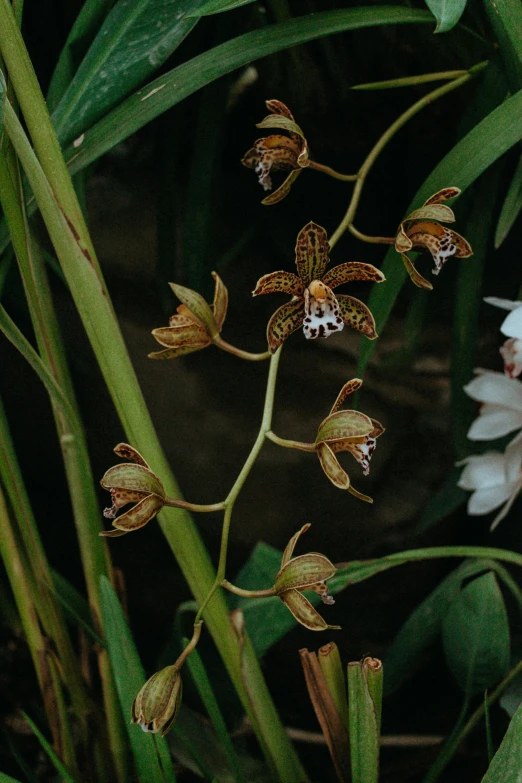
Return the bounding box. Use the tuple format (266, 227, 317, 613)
(442, 572, 510, 695)
(481, 700, 522, 782)
(22, 715, 77, 783)
(187, 0, 256, 16)
(495, 153, 522, 248)
(424, 0, 467, 33)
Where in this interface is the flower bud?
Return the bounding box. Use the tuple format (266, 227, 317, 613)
(131, 665, 182, 737)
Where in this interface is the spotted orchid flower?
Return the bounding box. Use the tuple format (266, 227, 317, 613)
(149, 272, 227, 360)
(274, 524, 340, 631)
(101, 444, 166, 536)
(253, 222, 385, 353)
(314, 379, 384, 501)
(395, 187, 472, 289)
(241, 99, 309, 205)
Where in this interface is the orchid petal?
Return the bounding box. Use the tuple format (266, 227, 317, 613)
(281, 524, 310, 568)
(316, 409, 374, 444)
(211, 271, 228, 331)
(169, 283, 218, 337)
(330, 379, 363, 414)
(276, 553, 336, 592)
(464, 371, 522, 410)
(266, 298, 304, 353)
(148, 344, 209, 360)
(505, 434, 522, 482)
(302, 283, 344, 340)
(484, 296, 521, 313)
(423, 187, 461, 205)
(467, 484, 515, 516)
(458, 452, 507, 490)
(467, 408, 522, 440)
(261, 169, 302, 205)
(490, 480, 522, 529)
(279, 588, 338, 631)
(321, 262, 385, 289)
(264, 99, 295, 120)
(295, 222, 330, 285)
(317, 442, 350, 490)
(500, 308, 522, 340)
(101, 463, 165, 498)
(111, 493, 164, 531)
(336, 295, 378, 338)
(399, 253, 433, 290)
(151, 323, 210, 348)
(252, 271, 304, 297)
(348, 485, 373, 503)
(113, 443, 149, 467)
(407, 204, 455, 223)
(395, 223, 413, 253)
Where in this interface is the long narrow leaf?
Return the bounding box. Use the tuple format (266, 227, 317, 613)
(358, 84, 522, 380)
(99, 576, 176, 783)
(495, 152, 522, 248)
(64, 7, 434, 173)
(52, 0, 208, 145)
(23, 714, 77, 783)
(482, 700, 522, 782)
(483, 0, 522, 91)
(187, 0, 256, 15)
(424, 0, 467, 33)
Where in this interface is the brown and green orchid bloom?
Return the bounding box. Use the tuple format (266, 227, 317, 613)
(241, 99, 309, 205)
(149, 271, 228, 359)
(274, 524, 340, 632)
(315, 378, 384, 502)
(253, 222, 385, 353)
(101, 444, 166, 536)
(395, 187, 473, 290)
(131, 664, 182, 736)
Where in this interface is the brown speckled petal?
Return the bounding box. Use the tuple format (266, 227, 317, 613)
(252, 270, 304, 297)
(100, 528, 129, 537)
(152, 323, 210, 349)
(262, 169, 302, 205)
(395, 222, 413, 253)
(111, 494, 164, 532)
(265, 99, 295, 120)
(211, 271, 228, 331)
(295, 222, 330, 285)
(266, 299, 304, 353)
(407, 204, 455, 223)
(322, 262, 385, 289)
(400, 253, 433, 290)
(330, 379, 363, 414)
(113, 443, 149, 467)
(423, 187, 461, 206)
(279, 588, 338, 631)
(148, 343, 210, 360)
(405, 221, 472, 274)
(317, 442, 350, 490)
(336, 295, 378, 339)
(348, 485, 373, 503)
(281, 523, 310, 568)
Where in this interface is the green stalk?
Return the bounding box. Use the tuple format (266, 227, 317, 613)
(0, 484, 78, 776)
(0, 11, 304, 777)
(0, 148, 127, 783)
(329, 62, 488, 248)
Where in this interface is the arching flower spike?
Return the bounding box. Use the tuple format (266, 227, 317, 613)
(253, 222, 385, 353)
(100, 444, 166, 536)
(315, 379, 384, 501)
(395, 187, 472, 289)
(274, 524, 340, 631)
(149, 272, 227, 359)
(241, 99, 309, 204)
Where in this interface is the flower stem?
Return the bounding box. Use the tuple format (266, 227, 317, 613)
(308, 160, 357, 182)
(166, 498, 225, 513)
(174, 621, 203, 669)
(213, 336, 270, 361)
(266, 430, 316, 452)
(222, 581, 277, 598)
(195, 347, 283, 624)
(347, 225, 395, 245)
(329, 63, 488, 249)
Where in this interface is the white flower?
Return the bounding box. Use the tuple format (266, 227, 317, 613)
(464, 371, 522, 441)
(458, 436, 522, 529)
(484, 297, 522, 378)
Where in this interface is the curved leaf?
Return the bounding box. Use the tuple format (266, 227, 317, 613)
(358, 84, 522, 380)
(495, 152, 522, 248)
(53, 0, 209, 146)
(64, 7, 435, 173)
(442, 572, 510, 695)
(483, 0, 522, 92)
(482, 699, 522, 782)
(425, 0, 467, 33)
(187, 0, 256, 16)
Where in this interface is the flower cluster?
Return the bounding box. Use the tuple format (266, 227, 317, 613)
(458, 298, 522, 528)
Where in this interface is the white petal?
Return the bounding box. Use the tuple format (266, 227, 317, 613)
(464, 371, 522, 411)
(468, 484, 514, 516)
(458, 452, 506, 490)
(490, 480, 522, 530)
(505, 433, 522, 482)
(500, 339, 522, 379)
(484, 296, 522, 313)
(501, 308, 522, 340)
(467, 408, 522, 440)
(302, 285, 344, 340)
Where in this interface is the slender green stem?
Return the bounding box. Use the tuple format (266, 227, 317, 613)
(222, 581, 277, 598)
(308, 160, 357, 182)
(214, 336, 270, 361)
(166, 498, 225, 513)
(347, 225, 395, 245)
(174, 621, 203, 669)
(329, 64, 488, 249)
(424, 696, 470, 783)
(422, 659, 522, 782)
(351, 70, 468, 90)
(266, 430, 316, 452)
(195, 348, 283, 624)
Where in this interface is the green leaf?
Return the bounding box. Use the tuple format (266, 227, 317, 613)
(186, 0, 256, 16)
(50, 569, 103, 645)
(495, 152, 522, 248)
(64, 7, 435, 174)
(0, 773, 23, 783)
(483, 0, 522, 92)
(442, 572, 510, 695)
(99, 576, 176, 783)
(0, 69, 5, 129)
(384, 559, 496, 695)
(52, 0, 209, 146)
(424, 0, 467, 33)
(481, 699, 522, 782)
(22, 714, 77, 783)
(500, 661, 522, 718)
(358, 82, 522, 381)
(417, 467, 467, 533)
(347, 660, 382, 783)
(46, 0, 116, 111)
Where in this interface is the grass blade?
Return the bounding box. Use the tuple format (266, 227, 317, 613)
(495, 152, 522, 248)
(482, 699, 522, 782)
(22, 714, 77, 783)
(483, 0, 522, 91)
(64, 7, 435, 173)
(99, 576, 177, 783)
(187, 0, 256, 15)
(347, 659, 383, 783)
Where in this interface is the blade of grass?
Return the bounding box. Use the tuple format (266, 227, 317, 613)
(495, 152, 522, 248)
(99, 576, 177, 783)
(187, 0, 256, 16)
(23, 714, 77, 783)
(483, 0, 522, 92)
